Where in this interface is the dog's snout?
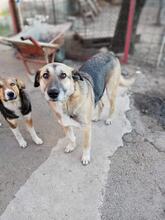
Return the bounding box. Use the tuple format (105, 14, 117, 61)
(47, 88, 59, 99)
(7, 91, 15, 99)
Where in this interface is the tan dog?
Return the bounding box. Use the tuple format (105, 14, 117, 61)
(34, 63, 93, 165)
(34, 52, 133, 165)
(0, 77, 43, 148)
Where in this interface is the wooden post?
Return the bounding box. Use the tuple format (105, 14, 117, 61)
(8, 0, 21, 33)
(121, 0, 136, 63)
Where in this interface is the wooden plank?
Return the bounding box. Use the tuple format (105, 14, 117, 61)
(81, 36, 113, 48)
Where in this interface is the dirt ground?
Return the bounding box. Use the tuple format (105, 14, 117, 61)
(101, 61, 165, 220)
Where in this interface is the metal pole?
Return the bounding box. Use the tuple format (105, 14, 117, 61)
(122, 0, 136, 63)
(52, 0, 56, 24)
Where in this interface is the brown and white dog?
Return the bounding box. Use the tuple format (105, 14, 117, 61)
(34, 52, 133, 165)
(0, 77, 43, 148)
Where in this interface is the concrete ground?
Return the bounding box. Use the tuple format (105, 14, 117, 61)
(1, 44, 165, 220)
(101, 63, 165, 220)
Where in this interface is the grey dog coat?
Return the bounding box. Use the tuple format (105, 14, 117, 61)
(79, 52, 117, 103)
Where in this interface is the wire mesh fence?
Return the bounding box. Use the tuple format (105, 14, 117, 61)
(20, 0, 71, 24)
(133, 0, 165, 68)
(16, 0, 165, 67)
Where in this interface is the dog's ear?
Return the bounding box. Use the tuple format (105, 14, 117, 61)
(72, 70, 84, 81)
(16, 79, 25, 90)
(34, 70, 41, 87)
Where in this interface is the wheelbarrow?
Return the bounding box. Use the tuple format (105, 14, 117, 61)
(0, 22, 72, 76)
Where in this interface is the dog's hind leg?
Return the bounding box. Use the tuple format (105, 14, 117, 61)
(63, 126, 76, 153)
(24, 113, 43, 145)
(81, 123, 91, 165)
(105, 71, 120, 125)
(7, 118, 27, 148)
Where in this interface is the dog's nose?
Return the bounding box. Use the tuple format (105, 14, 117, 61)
(7, 91, 15, 99)
(47, 88, 59, 99)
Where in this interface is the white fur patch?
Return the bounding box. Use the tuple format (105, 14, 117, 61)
(55, 65, 62, 75)
(44, 90, 50, 101)
(3, 97, 21, 117)
(81, 149, 91, 165)
(57, 89, 66, 102)
(24, 113, 43, 145)
(27, 126, 43, 145)
(64, 142, 76, 153)
(11, 127, 27, 148)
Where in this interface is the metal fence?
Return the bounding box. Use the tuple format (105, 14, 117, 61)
(133, 0, 165, 68)
(14, 0, 165, 67)
(20, 0, 71, 24)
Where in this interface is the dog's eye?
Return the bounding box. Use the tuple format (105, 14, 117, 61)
(43, 72, 49, 79)
(59, 73, 66, 79)
(10, 82, 15, 86)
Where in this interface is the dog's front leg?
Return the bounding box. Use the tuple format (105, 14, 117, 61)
(63, 126, 76, 153)
(81, 123, 92, 165)
(48, 101, 80, 128)
(7, 118, 27, 148)
(24, 113, 43, 145)
(92, 100, 104, 122)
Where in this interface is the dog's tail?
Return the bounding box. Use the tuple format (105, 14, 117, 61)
(119, 75, 135, 87)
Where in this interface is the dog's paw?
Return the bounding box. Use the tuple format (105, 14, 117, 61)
(19, 139, 27, 148)
(81, 154, 90, 165)
(105, 118, 112, 125)
(92, 117, 99, 122)
(34, 137, 43, 145)
(64, 143, 75, 153)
